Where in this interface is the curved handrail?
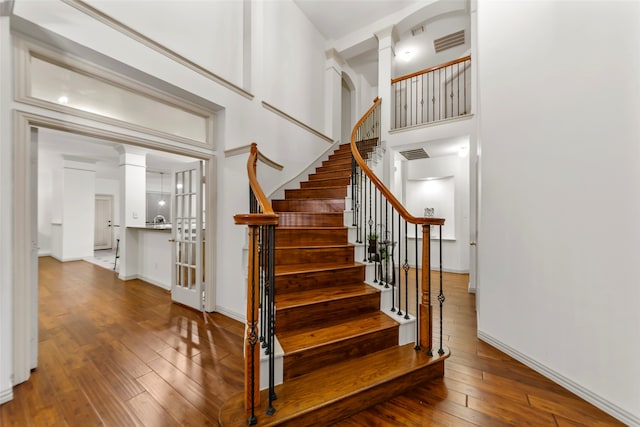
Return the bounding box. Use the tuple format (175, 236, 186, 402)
(350, 98, 444, 226)
(234, 142, 278, 225)
(391, 55, 471, 84)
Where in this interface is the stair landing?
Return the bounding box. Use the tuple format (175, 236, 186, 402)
(218, 344, 449, 426)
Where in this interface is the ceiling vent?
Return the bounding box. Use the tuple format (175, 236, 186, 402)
(411, 25, 424, 36)
(399, 148, 429, 160)
(433, 30, 465, 53)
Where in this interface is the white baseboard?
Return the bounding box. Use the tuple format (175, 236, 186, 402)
(468, 282, 476, 294)
(478, 331, 640, 426)
(38, 251, 51, 257)
(0, 386, 13, 404)
(214, 306, 245, 323)
(136, 275, 170, 290)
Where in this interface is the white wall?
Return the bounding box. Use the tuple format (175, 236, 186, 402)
(85, 0, 244, 88)
(37, 150, 56, 255)
(40, 154, 97, 261)
(61, 161, 96, 260)
(261, 0, 326, 131)
(9, 0, 338, 325)
(405, 153, 469, 273)
(477, 1, 640, 424)
(137, 229, 172, 290)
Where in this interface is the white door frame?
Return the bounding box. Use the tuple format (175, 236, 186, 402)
(12, 110, 217, 384)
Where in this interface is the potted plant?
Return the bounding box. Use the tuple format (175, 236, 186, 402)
(367, 233, 378, 261)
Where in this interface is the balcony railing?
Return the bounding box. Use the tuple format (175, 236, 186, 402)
(392, 55, 471, 129)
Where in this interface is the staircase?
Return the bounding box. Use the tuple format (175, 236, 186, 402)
(220, 143, 448, 426)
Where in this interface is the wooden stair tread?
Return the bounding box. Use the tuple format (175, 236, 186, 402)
(275, 243, 352, 250)
(275, 282, 378, 309)
(276, 226, 347, 231)
(277, 312, 397, 354)
(275, 262, 361, 275)
(218, 345, 450, 426)
(273, 200, 346, 206)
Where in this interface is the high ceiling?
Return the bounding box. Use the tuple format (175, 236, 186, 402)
(293, 0, 422, 40)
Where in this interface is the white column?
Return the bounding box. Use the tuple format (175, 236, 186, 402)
(324, 48, 343, 142)
(375, 26, 397, 185)
(117, 147, 146, 280)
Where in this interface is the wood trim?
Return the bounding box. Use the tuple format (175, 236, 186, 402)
(391, 55, 471, 84)
(12, 111, 32, 385)
(224, 144, 284, 171)
(60, 0, 254, 100)
(14, 110, 210, 160)
(350, 99, 445, 226)
(14, 37, 216, 150)
(261, 101, 333, 144)
(11, 110, 220, 386)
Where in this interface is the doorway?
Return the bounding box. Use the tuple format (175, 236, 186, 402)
(94, 195, 114, 250)
(13, 112, 217, 386)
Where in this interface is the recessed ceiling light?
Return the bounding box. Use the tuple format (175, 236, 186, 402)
(58, 96, 69, 104)
(402, 50, 414, 62)
(458, 146, 468, 157)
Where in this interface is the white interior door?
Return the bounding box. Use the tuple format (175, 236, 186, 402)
(94, 195, 113, 250)
(171, 161, 204, 310)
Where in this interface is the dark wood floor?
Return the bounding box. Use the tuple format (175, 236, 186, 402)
(0, 257, 623, 426)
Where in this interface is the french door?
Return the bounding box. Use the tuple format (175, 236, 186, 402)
(171, 161, 204, 310)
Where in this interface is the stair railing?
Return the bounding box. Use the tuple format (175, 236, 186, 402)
(234, 143, 278, 425)
(392, 55, 471, 129)
(351, 98, 446, 356)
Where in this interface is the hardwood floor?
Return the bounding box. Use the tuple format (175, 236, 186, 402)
(1, 257, 623, 426)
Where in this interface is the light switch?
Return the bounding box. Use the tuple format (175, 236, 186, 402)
(132, 211, 138, 219)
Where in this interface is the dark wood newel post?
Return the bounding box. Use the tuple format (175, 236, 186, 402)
(420, 224, 432, 352)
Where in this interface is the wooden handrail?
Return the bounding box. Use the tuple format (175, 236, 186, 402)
(234, 143, 278, 226)
(350, 99, 444, 227)
(391, 55, 471, 84)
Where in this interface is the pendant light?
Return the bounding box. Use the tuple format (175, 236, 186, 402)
(158, 172, 166, 207)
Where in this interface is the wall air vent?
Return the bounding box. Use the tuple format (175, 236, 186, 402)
(399, 148, 430, 160)
(411, 25, 424, 36)
(433, 30, 465, 53)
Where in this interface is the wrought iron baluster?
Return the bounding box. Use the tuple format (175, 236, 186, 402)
(260, 226, 267, 350)
(403, 220, 409, 320)
(390, 208, 396, 311)
(247, 226, 259, 426)
(457, 62, 461, 116)
(398, 216, 404, 317)
(373, 187, 378, 282)
(358, 168, 363, 244)
(420, 74, 424, 124)
(438, 68, 442, 121)
(351, 157, 356, 227)
(267, 224, 277, 414)
(384, 199, 389, 288)
(438, 225, 445, 355)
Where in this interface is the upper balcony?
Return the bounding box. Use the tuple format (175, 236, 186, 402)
(392, 55, 471, 130)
